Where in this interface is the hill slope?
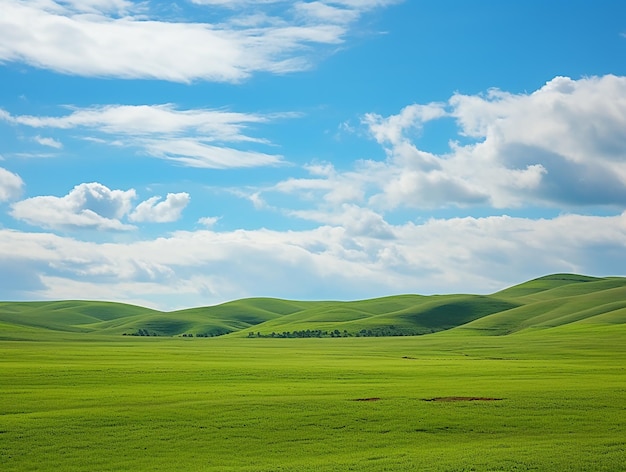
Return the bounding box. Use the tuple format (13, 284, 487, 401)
(460, 274, 626, 335)
(0, 273, 624, 340)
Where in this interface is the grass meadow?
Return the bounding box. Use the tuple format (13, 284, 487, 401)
(1, 324, 625, 471)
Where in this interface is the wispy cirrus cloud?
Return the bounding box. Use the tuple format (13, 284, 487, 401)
(0, 104, 290, 168)
(0, 0, 401, 82)
(191, 0, 401, 16)
(3, 104, 276, 138)
(34, 135, 63, 149)
(57, 0, 133, 15)
(140, 139, 283, 169)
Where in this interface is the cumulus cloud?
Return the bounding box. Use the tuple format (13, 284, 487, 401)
(0, 211, 624, 310)
(363, 103, 447, 146)
(10, 182, 137, 231)
(0, 167, 24, 202)
(447, 75, 626, 206)
(129, 193, 190, 223)
(10, 182, 194, 230)
(0, 0, 400, 82)
(265, 75, 626, 214)
(0, 104, 288, 169)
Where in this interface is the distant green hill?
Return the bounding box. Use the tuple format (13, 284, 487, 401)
(460, 274, 626, 335)
(0, 300, 161, 339)
(1, 273, 624, 340)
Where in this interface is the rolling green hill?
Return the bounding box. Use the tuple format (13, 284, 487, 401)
(461, 274, 626, 335)
(1, 273, 624, 340)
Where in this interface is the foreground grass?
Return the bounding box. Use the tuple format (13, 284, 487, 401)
(1, 326, 625, 471)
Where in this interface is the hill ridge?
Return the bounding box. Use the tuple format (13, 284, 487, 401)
(0, 273, 624, 340)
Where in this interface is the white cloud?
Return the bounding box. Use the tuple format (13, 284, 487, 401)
(331, 0, 403, 8)
(190, 0, 283, 6)
(10, 182, 197, 230)
(445, 75, 626, 207)
(0, 167, 24, 202)
(0, 104, 288, 169)
(451, 75, 626, 165)
(267, 75, 626, 213)
(363, 103, 447, 146)
(10, 182, 137, 231)
(370, 168, 490, 209)
(34, 135, 63, 149)
(294, 2, 359, 25)
(141, 138, 283, 168)
(129, 192, 190, 223)
(192, 0, 402, 19)
(198, 216, 220, 228)
(0, 0, 399, 82)
(4, 104, 275, 138)
(291, 203, 395, 239)
(0, 211, 623, 310)
(58, 0, 133, 15)
(272, 161, 370, 205)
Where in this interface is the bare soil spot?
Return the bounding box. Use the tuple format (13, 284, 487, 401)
(422, 396, 503, 402)
(352, 397, 381, 402)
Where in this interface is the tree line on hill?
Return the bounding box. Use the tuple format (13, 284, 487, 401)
(248, 326, 427, 338)
(123, 328, 232, 337)
(122, 326, 430, 338)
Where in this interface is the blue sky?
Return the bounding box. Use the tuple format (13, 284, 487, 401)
(1, 0, 625, 310)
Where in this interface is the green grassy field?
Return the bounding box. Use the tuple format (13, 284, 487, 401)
(1, 274, 625, 470)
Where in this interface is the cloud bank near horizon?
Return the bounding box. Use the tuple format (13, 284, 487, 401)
(0, 210, 624, 309)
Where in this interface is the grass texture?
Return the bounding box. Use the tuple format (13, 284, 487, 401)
(0, 273, 624, 470)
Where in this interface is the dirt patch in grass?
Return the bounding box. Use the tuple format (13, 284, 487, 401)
(422, 396, 503, 402)
(352, 397, 381, 402)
